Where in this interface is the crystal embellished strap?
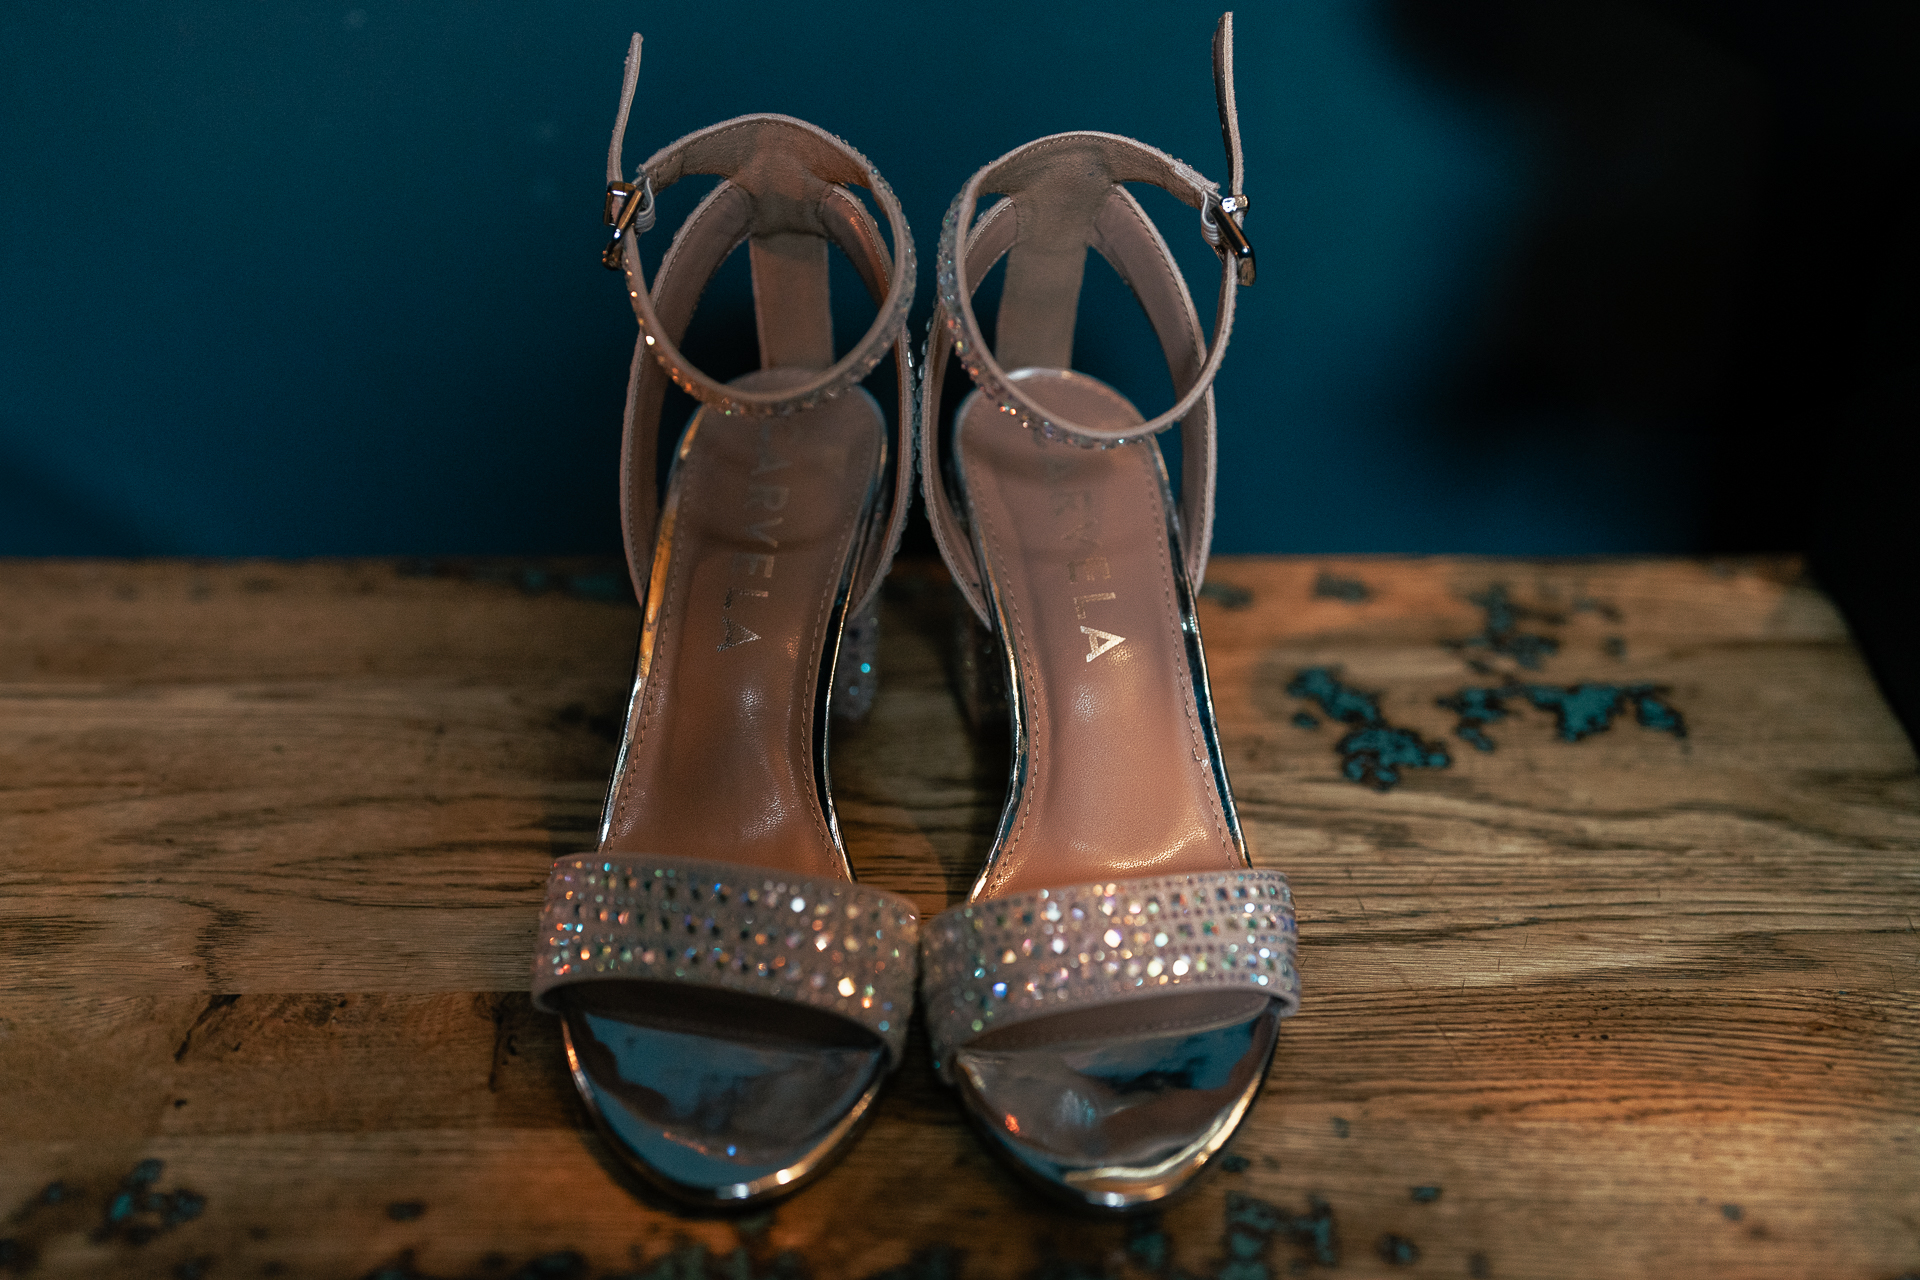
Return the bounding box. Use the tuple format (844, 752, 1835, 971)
(602, 36, 916, 619)
(922, 188, 1221, 624)
(933, 136, 1235, 453)
(918, 869, 1297, 1073)
(923, 15, 1246, 625)
(931, 14, 1248, 453)
(533, 855, 921, 1066)
(605, 38, 914, 420)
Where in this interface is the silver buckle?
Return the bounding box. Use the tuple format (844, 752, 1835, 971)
(601, 174, 657, 271)
(1204, 193, 1255, 287)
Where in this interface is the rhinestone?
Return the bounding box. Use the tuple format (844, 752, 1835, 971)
(917, 868, 1295, 1069)
(535, 856, 918, 1064)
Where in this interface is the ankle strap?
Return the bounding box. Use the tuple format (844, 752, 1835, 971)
(922, 14, 1250, 619)
(601, 35, 917, 617)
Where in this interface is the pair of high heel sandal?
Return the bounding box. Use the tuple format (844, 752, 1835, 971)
(530, 14, 1298, 1212)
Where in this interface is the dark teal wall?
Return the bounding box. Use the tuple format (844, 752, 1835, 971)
(0, 2, 1908, 565)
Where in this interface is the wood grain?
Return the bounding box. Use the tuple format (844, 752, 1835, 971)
(2, 555, 1915, 1279)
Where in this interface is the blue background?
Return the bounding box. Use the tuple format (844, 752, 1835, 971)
(1, 1, 1913, 744)
(2, 0, 1732, 557)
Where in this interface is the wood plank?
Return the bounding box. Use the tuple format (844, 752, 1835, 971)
(2, 555, 1915, 1279)
(3, 988, 1914, 1277)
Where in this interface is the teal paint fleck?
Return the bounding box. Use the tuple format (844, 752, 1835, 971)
(1221, 1192, 1282, 1279)
(862, 1245, 962, 1280)
(1288, 667, 1382, 725)
(1336, 725, 1452, 788)
(1438, 682, 1686, 748)
(1331, 1116, 1350, 1137)
(1127, 1214, 1170, 1274)
(1720, 1203, 1743, 1222)
(1313, 571, 1371, 602)
(733, 1211, 775, 1242)
(1410, 1185, 1441, 1203)
(161, 1191, 205, 1227)
(1530, 684, 1622, 739)
(1435, 686, 1510, 751)
(1292, 1197, 1340, 1269)
(1523, 682, 1687, 742)
(507, 1252, 587, 1280)
(1451, 585, 1560, 670)
(567, 571, 629, 603)
(1626, 688, 1686, 736)
(1375, 1234, 1420, 1266)
(624, 1244, 725, 1280)
(361, 1257, 424, 1280)
(1221, 1154, 1252, 1173)
(1290, 712, 1319, 730)
(1200, 580, 1255, 610)
(88, 1159, 206, 1248)
(1286, 668, 1450, 790)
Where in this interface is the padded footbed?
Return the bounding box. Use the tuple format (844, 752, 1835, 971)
(955, 367, 1243, 901)
(602, 366, 882, 877)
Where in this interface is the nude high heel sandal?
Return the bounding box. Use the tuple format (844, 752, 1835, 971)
(530, 36, 920, 1207)
(916, 14, 1297, 1209)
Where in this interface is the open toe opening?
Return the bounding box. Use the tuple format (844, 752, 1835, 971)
(558, 981, 889, 1204)
(953, 992, 1281, 1209)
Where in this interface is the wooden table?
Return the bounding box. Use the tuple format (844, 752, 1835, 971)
(2, 556, 1915, 1280)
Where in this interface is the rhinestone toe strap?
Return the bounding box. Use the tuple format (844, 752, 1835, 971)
(919, 869, 1297, 1074)
(533, 855, 921, 1066)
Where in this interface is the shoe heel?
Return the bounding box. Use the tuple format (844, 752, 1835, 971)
(832, 603, 881, 724)
(949, 588, 1007, 731)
